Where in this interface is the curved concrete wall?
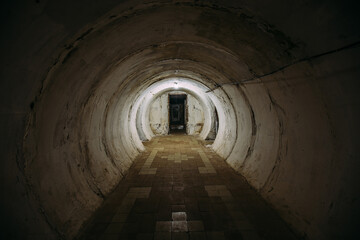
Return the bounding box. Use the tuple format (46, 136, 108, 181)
(133, 78, 218, 142)
(148, 91, 208, 136)
(1, 1, 359, 240)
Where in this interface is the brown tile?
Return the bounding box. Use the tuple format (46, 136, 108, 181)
(79, 135, 298, 240)
(155, 232, 171, 240)
(112, 213, 128, 222)
(133, 201, 157, 213)
(206, 231, 225, 240)
(104, 222, 124, 234)
(156, 221, 172, 232)
(240, 231, 262, 240)
(173, 186, 185, 191)
(172, 232, 189, 240)
(186, 210, 202, 221)
(201, 212, 223, 231)
(224, 229, 243, 240)
(121, 222, 139, 234)
(198, 201, 211, 212)
(126, 212, 142, 222)
(187, 221, 204, 232)
(136, 233, 154, 240)
(189, 232, 206, 240)
(98, 234, 121, 240)
(224, 203, 241, 211)
(88, 223, 108, 234)
(235, 220, 255, 230)
(211, 203, 227, 213)
(138, 214, 155, 233)
(78, 234, 98, 240)
(172, 205, 186, 212)
(172, 212, 187, 221)
(172, 221, 188, 232)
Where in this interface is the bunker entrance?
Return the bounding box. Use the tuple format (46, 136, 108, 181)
(169, 94, 187, 134)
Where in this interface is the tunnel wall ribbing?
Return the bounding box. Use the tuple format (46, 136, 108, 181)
(1, 1, 359, 240)
(259, 48, 360, 239)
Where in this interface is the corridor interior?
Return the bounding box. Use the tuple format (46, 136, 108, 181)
(2, 1, 359, 240)
(79, 135, 297, 240)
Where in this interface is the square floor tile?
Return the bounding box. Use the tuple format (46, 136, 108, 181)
(112, 213, 128, 222)
(172, 212, 187, 221)
(187, 221, 204, 231)
(189, 232, 206, 240)
(172, 221, 188, 232)
(172, 232, 189, 240)
(104, 222, 124, 234)
(136, 233, 154, 240)
(172, 205, 186, 212)
(98, 234, 121, 240)
(156, 221, 172, 232)
(80, 136, 298, 240)
(206, 231, 225, 240)
(155, 232, 171, 240)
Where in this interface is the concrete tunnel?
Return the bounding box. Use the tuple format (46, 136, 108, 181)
(1, 0, 360, 239)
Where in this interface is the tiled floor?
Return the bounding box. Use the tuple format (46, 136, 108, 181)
(79, 134, 298, 240)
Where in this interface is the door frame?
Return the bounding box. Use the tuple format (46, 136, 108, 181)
(168, 93, 187, 133)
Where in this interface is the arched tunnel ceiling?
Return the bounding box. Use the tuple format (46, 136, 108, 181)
(132, 77, 216, 141)
(1, 1, 360, 240)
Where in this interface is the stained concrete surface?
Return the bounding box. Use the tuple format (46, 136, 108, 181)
(1, 1, 360, 240)
(78, 135, 298, 240)
(149, 92, 206, 136)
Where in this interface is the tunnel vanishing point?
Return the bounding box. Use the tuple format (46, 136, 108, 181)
(1, 1, 360, 239)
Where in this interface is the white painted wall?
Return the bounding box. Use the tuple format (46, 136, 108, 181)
(149, 94, 168, 135)
(186, 94, 205, 135)
(148, 92, 205, 136)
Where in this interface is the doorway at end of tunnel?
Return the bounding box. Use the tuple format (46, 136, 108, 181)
(169, 94, 187, 134)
